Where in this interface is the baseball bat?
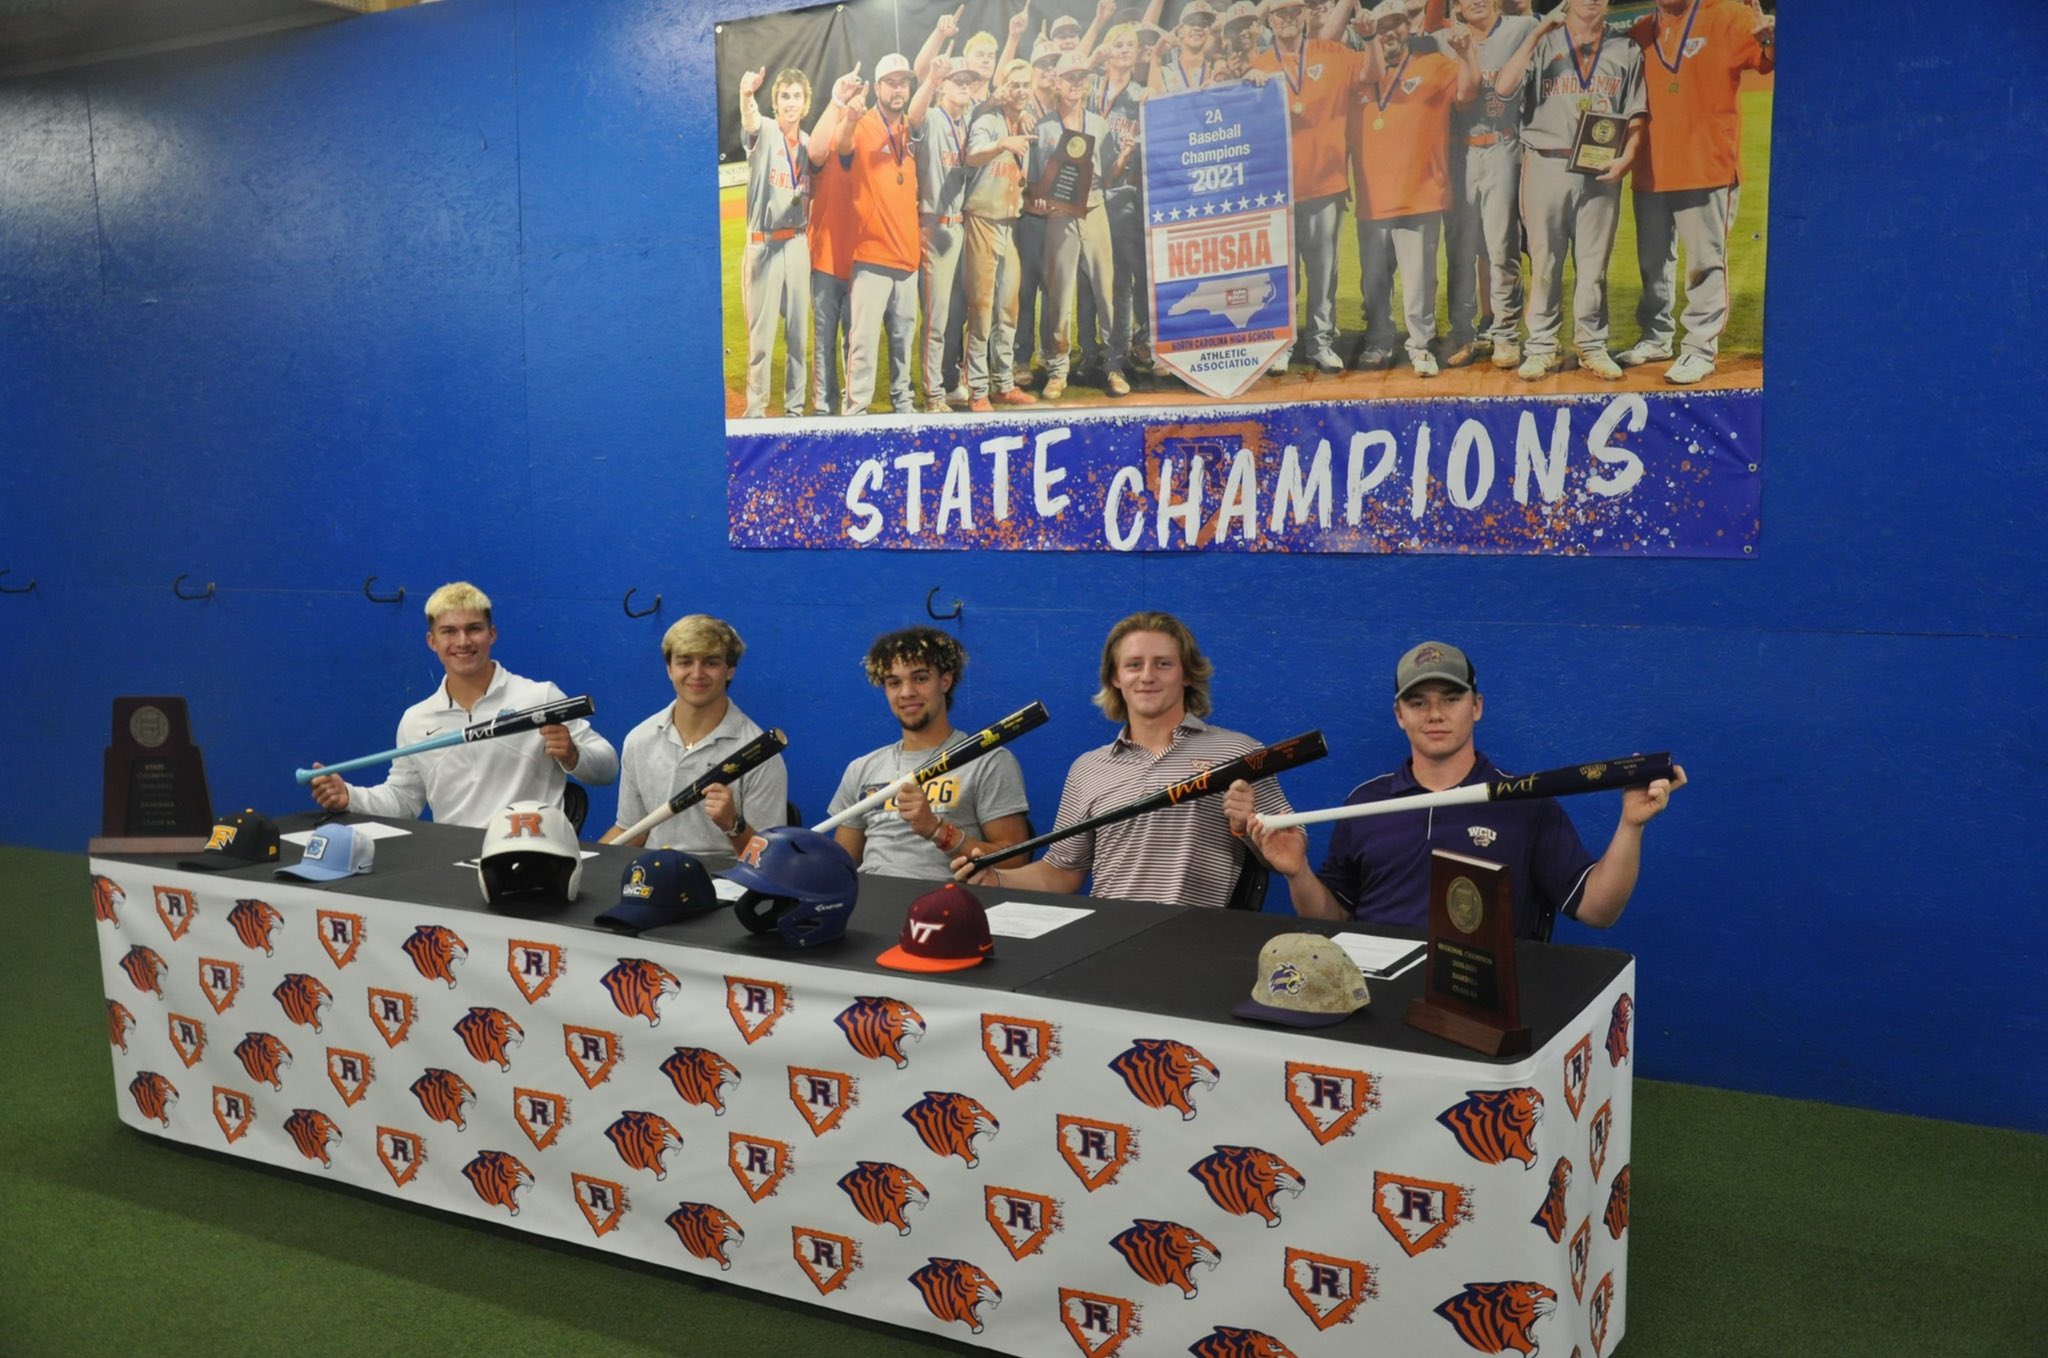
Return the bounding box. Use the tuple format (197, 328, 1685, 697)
(1256, 752, 1679, 832)
(616, 727, 791, 843)
(810, 700, 1051, 833)
(295, 694, 596, 784)
(964, 729, 1329, 870)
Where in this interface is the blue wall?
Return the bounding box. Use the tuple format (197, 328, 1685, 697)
(2, 0, 2043, 1132)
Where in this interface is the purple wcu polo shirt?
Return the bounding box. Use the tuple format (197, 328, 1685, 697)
(1317, 752, 1597, 938)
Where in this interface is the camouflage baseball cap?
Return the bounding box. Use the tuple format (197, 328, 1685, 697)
(1232, 933, 1370, 1028)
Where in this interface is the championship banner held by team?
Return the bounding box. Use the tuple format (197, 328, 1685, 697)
(718, 0, 1775, 557)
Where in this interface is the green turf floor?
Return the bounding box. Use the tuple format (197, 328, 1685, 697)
(5, 845, 2042, 1356)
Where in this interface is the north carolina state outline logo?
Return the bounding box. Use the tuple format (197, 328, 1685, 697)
(1589, 1271, 1615, 1355)
(513, 1086, 570, 1151)
(167, 1013, 207, 1067)
(198, 957, 241, 1013)
(981, 1012, 1059, 1088)
(1283, 1061, 1381, 1144)
(725, 975, 792, 1043)
(315, 909, 365, 969)
(1058, 1288, 1141, 1357)
(212, 1086, 256, 1143)
(563, 1025, 623, 1088)
(1283, 1248, 1375, 1331)
(728, 1132, 794, 1201)
(572, 1172, 630, 1236)
(1563, 1034, 1592, 1120)
(792, 1226, 862, 1294)
(326, 1047, 374, 1106)
(507, 939, 566, 1003)
(1056, 1114, 1140, 1191)
(1372, 1170, 1473, 1257)
(367, 988, 416, 1047)
(1589, 1100, 1612, 1181)
(984, 1185, 1062, 1259)
(1569, 1217, 1592, 1302)
(153, 885, 197, 941)
(787, 1067, 857, 1134)
(377, 1126, 427, 1186)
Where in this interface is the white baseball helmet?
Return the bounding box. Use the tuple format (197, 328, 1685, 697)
(478, 800, 583, 905)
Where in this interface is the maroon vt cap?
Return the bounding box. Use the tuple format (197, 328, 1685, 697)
(877, 883, 994, 972)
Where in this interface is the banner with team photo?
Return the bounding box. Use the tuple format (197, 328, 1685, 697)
(717, 0, 1775, 558)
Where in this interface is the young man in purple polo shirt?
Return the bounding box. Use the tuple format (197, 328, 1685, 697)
(1226, 640, 1684, 937)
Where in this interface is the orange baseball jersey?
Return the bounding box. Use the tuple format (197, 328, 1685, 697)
(1630, 0, 1772, 192)
(808, 153, 860, 282)
(1349, 51, 1463, 221)
(848, 108, 921, 274)
(1251, 39, 1360, 201)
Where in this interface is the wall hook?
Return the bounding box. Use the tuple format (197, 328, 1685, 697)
(0, 570, 34, 595)
(624, 587, 662, 619)
(363, 576, 406, 605)
(925, 587, 962, 622)
(173, 573, 215, 601)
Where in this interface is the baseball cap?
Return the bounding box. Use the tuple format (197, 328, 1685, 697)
(1050, 13, 1082, 32)
(477, 800, 583, 906)
(1137, 20, 1167, 42)
(597, 850, 721, 934)
(1259, 0, 1307, 16)
(181, 810, 281, 872)
(877, 882, 993, 973)
(875, 53, 913, 81)
(1221, 1, 1260, 27)
(1395, 641, 1477, 697)
(1370, 0, 1409, 25)
(1178, 0, 1218, 21)
(1231, 933, 1371, 1028)
(1032, 36, 1061, 64)
(275, 821, 374, 882)
(1054, 52, 1093, 78)
(945, 63, 982, 83)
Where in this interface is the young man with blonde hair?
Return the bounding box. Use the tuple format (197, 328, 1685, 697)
(958, 611, 1300, 909)
(309, 582, 617, 829)
(602, 614, 788, 869)
(829, 627, 1031, 879)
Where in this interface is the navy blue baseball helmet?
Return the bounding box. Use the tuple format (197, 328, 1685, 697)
(725, 827, 860, 949)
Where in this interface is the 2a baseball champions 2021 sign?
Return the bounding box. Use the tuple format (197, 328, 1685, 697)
(716, 0, 1776, 558)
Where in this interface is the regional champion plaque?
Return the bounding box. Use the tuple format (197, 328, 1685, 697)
(94, 695, 214, 853)
(1568, 109, 1627, 176)
(1405, 851, 1530, 1057)
(1030, 129, 1095, 219)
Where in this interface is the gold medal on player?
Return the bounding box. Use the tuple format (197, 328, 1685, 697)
(1292, 100, 1304, 115)
(1668, 80, 1680, 94)
(1372, 116, 1385, 131)
(1576, 96, 1591, 114)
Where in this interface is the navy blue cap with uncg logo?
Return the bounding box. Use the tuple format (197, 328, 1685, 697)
(181, 809, 282, 872)
(597, 851, 722, 934)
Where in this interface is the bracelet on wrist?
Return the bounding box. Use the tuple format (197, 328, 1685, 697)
(930, 821, 965, 855)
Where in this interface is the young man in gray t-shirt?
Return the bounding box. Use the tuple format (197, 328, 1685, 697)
(827, 627, 1030, 880)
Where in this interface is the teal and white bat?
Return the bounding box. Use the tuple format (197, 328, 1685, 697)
(294, 694, 596, 784)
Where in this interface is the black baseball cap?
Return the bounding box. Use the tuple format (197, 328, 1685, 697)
(181, 810, 281, 872)
(597, 851, 723, 934)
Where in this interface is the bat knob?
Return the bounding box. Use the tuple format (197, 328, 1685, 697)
(294, 768, 318, 785)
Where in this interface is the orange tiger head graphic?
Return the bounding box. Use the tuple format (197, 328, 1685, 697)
(1189, 1145, 1305, 1227)
(284, 1108, 343, 1167)
(1109, 1038, 1219, 1121)
(91, 874, 125, 925)
(273, 973, 334, 1032)
(908, 1257, 1002, 1334)
(1438, 1087, 1544, 1169)
(605, 1111, 685, 1180)
(454, 1006, 525, 1070)
(107, 1000, 136, 1052)
(1434, 1281, 1557, 1357)
(234, 1031, 294, 1090)
(600, 959, 681, 1027)
(1112, 1218, 1221, 1299)
(838, 1160, 929, 1236)
(1190, 1327, 1300, 1358)
(1532, 1156, 1572, 1242)
(659, 1046, 741, 1116)
(228, 898, 285, 956)
(119, 944, 167, 997)
(411, 1067, 478, 1129)
(835, 997, 926, 1069)
(401, 924, 468, 988)
(902, 1091, 999, 1167)
(665, 1202, 745, 1270)
(1604, 1164, 1631, 1240)
(462, 1149, 534, 1216)
(128, 1071, 178, 1126)
(1606, 994, 1634, 1067)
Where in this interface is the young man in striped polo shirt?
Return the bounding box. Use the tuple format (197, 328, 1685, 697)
(959, 612, 1302, 909)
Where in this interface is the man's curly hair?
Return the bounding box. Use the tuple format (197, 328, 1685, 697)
(863, 627, 967, 709)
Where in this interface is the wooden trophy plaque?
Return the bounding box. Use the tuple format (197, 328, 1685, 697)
(1404, 850, 1530, 1057)
(92, 696, 213, 854)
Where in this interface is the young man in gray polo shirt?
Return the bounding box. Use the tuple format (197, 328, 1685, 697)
(601, 615, 788, 871)
(960, 612, 1299, 909)
(829, 627, 1031, 880)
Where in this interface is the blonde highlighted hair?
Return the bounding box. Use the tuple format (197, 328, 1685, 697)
(662, 614, 745, 667)
(1093, 611, 1213, 723)
(424, 581, 492, 627)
